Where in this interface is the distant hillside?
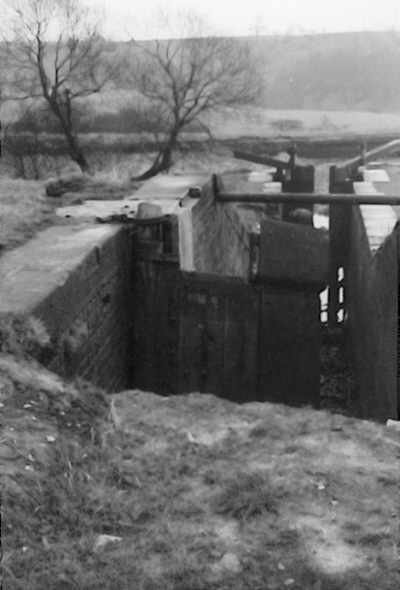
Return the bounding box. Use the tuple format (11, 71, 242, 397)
(248, 31, 400, 112)
(125, 31, 400, 113)
(2, 30, 399, 125)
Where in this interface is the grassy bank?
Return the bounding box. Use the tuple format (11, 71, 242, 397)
(1, 314, 398, 589)
(0, 179, 62, 252)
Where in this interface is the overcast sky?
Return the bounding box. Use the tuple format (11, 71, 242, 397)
(84, 0, 400, 40)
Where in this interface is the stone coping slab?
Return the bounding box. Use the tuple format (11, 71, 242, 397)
(127, 174, 212, 200)
(0, 225, 120, 315)
(56, 199, 183, 221)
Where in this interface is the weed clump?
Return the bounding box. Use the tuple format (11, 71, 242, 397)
(213, 471, 278, 521)
(1, 313, 51, 359)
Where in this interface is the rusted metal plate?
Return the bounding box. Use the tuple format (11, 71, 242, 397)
(259, 219, 329, 289)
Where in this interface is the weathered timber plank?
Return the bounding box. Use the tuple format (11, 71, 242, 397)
(223, 291, 259, 402)
(223, 294, 245, 402)
(201, 292, 225, 395)
(178, 283, 207, 393)
(232, 149, 291, 170)
(177, 275, 259, 400)
(216, 193, 400, 205)
(259, 219, 329, 289)
(132, 260, 159, 391)
(180, 271, 249, 289)
(258, 288, 321, 407)
(153, 263, 180, 394)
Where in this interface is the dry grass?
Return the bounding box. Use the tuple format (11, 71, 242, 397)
(1, 316, 398, 590)
(0, 161, 142, 253)
(0, 179, 63, 253)
(213, 471, 279, 520)
(0, 148, 285, 253)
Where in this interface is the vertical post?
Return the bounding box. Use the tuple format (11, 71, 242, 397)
(288, 143, 297, 178)
(281, 143, 314, 220)
(328, 165, 351, 327)
(249, 232, 260, 282)
(360, 141, 367, 167)
(281, 155, 315, 221)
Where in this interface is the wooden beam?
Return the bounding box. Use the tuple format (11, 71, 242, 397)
(232, 149, 291, 170)
(216, 192, 400, 205)
(336, 139, 400, 174)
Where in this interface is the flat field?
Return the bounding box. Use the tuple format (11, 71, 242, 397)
(208, 108, 400, 139)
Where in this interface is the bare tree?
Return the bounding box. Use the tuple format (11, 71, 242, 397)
(2, 0, 118, 172)
(2, 102, 44, 178)
(125, 19, 264, 179)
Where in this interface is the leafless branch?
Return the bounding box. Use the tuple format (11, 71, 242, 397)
(122, 20, 264, 178)
(2, 0, 118, 172)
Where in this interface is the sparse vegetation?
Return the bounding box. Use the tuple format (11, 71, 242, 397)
(1, 322, 398, 589)
(0, 162, 120, 251)
(0, 178, 62, 252)
(213, 471, 279, 520)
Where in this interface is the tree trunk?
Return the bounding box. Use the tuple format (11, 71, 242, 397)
(48, 97, 91, 174)
(64, 128, 91, 173)
(135, 128, 178, 181)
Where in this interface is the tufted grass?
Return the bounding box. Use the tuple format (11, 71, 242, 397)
(0, 179, 62, 253)
(1, 316, 398, 590)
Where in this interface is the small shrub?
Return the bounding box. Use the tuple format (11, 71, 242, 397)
(0, 313, 51, 359)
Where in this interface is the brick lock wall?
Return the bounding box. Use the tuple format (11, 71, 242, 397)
(39, 228, 134, 392)
(0, 225, 134, 393)
(346, 206, 398, 421)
